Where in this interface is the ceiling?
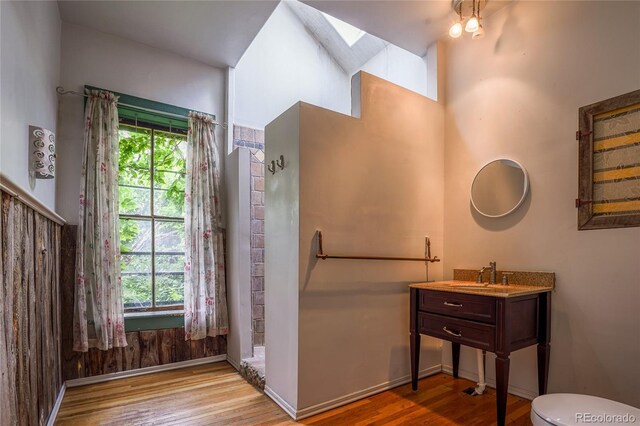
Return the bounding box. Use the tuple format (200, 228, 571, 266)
(286, 1, 388, 74)
(57, 0, 511, 68)
(301, 0, 511, 57)
(57, 0, 280, 68)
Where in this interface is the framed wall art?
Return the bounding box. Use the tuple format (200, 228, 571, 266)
(577, 89, 640, 230)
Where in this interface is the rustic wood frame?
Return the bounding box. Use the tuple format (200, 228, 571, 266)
(577, 89, 640, 230)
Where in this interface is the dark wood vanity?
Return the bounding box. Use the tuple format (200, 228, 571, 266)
(409, 279, 552, 426)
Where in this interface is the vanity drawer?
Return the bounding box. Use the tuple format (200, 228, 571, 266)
(418, 312, 495, 352)
(419, 290, 496, 324)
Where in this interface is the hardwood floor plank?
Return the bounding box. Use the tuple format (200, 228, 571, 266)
(56, 362, 533, 425)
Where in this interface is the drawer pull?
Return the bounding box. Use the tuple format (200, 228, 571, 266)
(443, 301, 463, 307)
(443, 327, 462, 337)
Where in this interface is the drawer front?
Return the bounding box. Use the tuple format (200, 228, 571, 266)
(419, 312, 495, 352)
(419, 290, 496, 324)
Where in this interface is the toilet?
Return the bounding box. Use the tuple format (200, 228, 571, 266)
(531, 394, 640, 426)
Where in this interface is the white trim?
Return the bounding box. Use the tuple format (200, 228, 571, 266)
(66, 355, 227, 388)
(265, 365, 442, 420)
(264, 385, 298, 419)
(225, 66, 236, 157)
(46, 383, 66, 426)
(470, 158, 529, 218)
(0, 173, 66, 225)
(441, 364, 538, 401)
(226, 355, 241, 371)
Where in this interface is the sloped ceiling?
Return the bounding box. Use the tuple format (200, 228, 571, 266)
(57, 0, 279, 68)
(285, 1, 389, 74)
(57, 0, 512, 68)
(302, 0, 512, 57)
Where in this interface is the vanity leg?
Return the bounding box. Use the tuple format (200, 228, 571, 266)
(495, 355, 510, 426)
(410, 288, 420, 391)
(537, 344, 550, 395)
(537, 292, 552, 396)
(410, 330, 420, 391)
(451, 342, 460, 379)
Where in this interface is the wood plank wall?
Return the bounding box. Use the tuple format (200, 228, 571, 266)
(60, 225, 227, 381)
(1, 191, 63, 426)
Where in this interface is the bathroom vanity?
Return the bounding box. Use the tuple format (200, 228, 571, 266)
(409, 271, 554, 426)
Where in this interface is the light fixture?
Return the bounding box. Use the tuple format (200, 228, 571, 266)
(449, 22, 463, 38)
(449, 0, 486, 39)
(473, 20, 485, 39)
(465, 0, 479, 33)
(448, 2, 464, 38)
(30, 125, 56, 179)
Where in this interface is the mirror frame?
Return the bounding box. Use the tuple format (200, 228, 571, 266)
(471, 158, 530, 218)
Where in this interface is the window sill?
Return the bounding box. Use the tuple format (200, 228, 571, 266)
(125, 309, 184, 319)
(124, 310, 184, 332)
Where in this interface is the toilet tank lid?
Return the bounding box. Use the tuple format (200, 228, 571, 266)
(532, 394, 640, 426)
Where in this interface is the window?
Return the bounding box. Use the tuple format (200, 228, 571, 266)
(118, 120, 187, 312)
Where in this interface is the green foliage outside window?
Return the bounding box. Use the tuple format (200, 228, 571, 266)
(118, 124, 187, 310)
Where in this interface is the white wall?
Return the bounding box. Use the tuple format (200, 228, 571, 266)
(264, 103, 301, 413)
(444, 1, 640, 406)
(265, 73, 445, 417)
(0, 1, 60, 210)
(225, 148, 253, 369)
(56, 23, 226, 223)
(235, 3, 351, 130)
(357, 44, 428, 98)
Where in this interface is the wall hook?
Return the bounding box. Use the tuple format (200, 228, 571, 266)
(267, 160, 276, 175)
(276, 155, 285, 170)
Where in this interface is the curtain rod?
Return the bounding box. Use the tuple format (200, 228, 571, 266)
(56, 86, 226, 128)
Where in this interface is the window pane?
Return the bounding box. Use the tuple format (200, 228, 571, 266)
(118, 126, 151, 215)
(121, 254, 152, 309)
(154, 220, 185, 308)
(120, 218, 153, 310)
(154, 220, 185, 252)
(156, 272, 184, 307)
(154, 131, 186, 217)
(119, 218, 152, 252)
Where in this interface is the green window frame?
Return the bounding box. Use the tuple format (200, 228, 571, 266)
(85, 86, 196, 316)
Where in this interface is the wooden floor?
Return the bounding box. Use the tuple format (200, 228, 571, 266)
(55, 362, 532, 425)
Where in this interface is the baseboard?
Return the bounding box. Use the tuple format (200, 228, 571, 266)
(265, 364, 442, 420)
(227, 355, 240, 371)
(441, 364, 538, 400)
(66, 354, 227, 388)
(264, 385, 298, 419)
(46, 383, 66, 426)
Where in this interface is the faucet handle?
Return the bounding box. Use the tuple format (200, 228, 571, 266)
(502, 272, 514, 285)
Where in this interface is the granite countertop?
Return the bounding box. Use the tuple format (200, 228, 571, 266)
(409, 280, 553, 298)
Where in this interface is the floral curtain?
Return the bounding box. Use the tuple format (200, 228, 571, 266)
(184, 112, 228, 340)
(73, 90, 127, 351)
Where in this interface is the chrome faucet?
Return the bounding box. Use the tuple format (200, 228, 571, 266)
(476, 266, 488, 283)
(489, 261, 497, 284)
(477, 262, 497, 284)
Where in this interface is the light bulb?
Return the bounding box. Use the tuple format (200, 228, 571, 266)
(449, 22, 463, 38)
(465, 15, 479, 33)
(472, 24, 484, 39)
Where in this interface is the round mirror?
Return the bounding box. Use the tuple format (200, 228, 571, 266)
(471, 159, 529, 218)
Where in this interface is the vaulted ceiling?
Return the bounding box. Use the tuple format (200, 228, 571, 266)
(302, 0, 511, 57)
(57, 0, 280, 68)
(285, 1, 388, 74)
(57, 0, 512, 68)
